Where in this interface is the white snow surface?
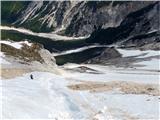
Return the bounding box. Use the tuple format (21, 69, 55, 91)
(0, 40, 32, 49)
(0, 52, 10, 64)
(64, 64, 159, 84)
(0, 72, 79, 119)
(0, 48, 159, 119)
(1, 69, 159, 119)
(117, 49, 160, 71)
(134, 58, 160, 70)
(117, 49, 160, 58)
(54, 45, 107, 56)
(1, 41, 22, 49)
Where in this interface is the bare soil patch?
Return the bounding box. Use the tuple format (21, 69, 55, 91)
(1, 68, 32, 79)
(68, 81, 159, 96)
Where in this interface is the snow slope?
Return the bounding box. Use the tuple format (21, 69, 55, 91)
(0, 48, 159, 119)
(117, 49, 160, 71)
(1, 69, 159, 119)
(0, 52, 10, 65)
(1, 72, 82, 119)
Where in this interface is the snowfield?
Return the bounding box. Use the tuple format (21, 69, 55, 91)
(0, 46, 159, 119)
(1, 72, 78, 119)
(117, 49, 160, 71)
(1, 69, 159, 119)
(117, 49, 160, 58)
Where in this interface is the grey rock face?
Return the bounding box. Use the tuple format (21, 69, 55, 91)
(86, 2, 160, 48)
(85, 47, 122, 64)
(65, 1, 155, 36)
(117, 2, 160, 49)
(4, 1, 156, 37)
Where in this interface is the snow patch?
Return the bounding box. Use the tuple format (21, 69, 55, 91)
(0, 40, 22, 49)
(0, 26, 88, 41)
(54, 45, 107, 56)
(0, 52, 10, 64)
(117, 49, 160, 58)
(0, 72, 75, 119)
(134, 58, 160, 70)
(0, 40, 32, 49)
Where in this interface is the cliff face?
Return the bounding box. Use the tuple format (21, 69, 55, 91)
(86, 2, 160, 48)
(64, 1, 155, 36)
(1, 1, 157, 37)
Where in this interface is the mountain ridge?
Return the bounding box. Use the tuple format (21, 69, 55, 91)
(2, 1, 157, 36)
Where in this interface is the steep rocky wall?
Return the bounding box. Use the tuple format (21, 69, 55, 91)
(1, 1, 156, 36)
(86, 2, 160, 47)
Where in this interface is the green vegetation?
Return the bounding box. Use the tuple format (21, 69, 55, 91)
(1, 1, 29, 25)
(1, 1, 53, 32)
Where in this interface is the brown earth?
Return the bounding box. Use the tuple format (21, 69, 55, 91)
(1, 68, 32, 79)
(1, 43, 44, 63)
(68, 81, 159, 96)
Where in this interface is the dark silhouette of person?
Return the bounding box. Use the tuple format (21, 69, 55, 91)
(30, 74, 33, 80)
(94, 25, 97, 30)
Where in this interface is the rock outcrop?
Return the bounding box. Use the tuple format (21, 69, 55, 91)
(85, 47, 122, 64)
(86, 2, 160, 49)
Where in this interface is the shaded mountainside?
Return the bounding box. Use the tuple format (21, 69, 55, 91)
(86, 2, 160, 47)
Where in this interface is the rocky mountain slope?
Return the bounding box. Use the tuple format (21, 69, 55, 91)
(1, 1, 160, 64)
(2, 1, 158, 36)
(86, 2, 160, 48)
(1, 2, 160, 119)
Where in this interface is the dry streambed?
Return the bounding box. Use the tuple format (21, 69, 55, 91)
(68, 81, 159, 96)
